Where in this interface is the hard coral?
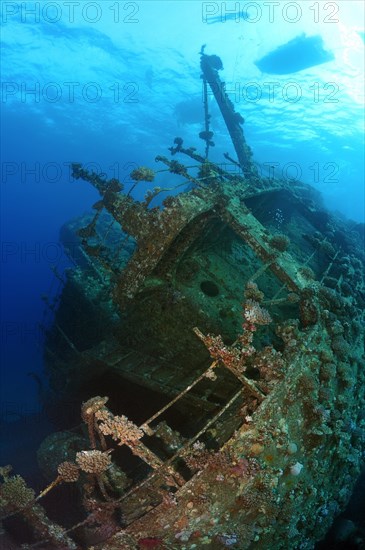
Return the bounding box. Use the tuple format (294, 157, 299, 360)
(57, 461, 80, 483)
(76, 450, 111, 475)
(95, 408, 144, 445)
(244, 299, 272, 326)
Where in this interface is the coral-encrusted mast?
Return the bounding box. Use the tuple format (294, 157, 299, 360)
(200, 51, 256, 177)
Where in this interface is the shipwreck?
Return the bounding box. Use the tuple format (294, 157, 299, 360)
(1, 51, 364, 549)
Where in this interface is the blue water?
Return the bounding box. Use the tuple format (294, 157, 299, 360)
(0, 0, 364, 491)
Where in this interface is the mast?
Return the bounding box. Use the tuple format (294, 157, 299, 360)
(200, 51, 256, 178)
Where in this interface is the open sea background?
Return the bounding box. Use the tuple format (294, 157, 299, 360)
(0, 0, 364, 543)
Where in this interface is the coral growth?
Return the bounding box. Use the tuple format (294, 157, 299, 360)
(270, 234, 290, 252)
(95, 408, 144, 446)
(130, 166, 155, 182)
(243, 299, 272, 326)
(195, 284, 284, 397)
(76, 450, 112, 475)
(0, 466, 77, 549)
(244, 281, 264, 302)
(57, 460, 80, 482)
